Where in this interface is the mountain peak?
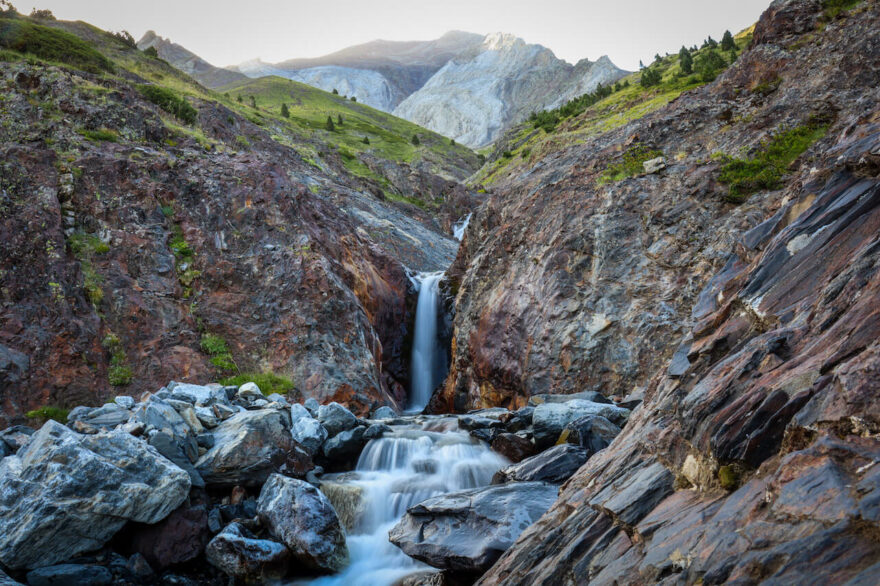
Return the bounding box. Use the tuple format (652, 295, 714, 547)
(483, 32, 526, 51)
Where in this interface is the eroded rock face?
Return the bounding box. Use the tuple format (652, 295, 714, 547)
(389, 482, 558, 574)
(471, 2, 880, 582)
(0, 421, 190, 569)
(492, 444, 588, 484)
(256, 474, 349, 572)
(195, 410, 311, 487)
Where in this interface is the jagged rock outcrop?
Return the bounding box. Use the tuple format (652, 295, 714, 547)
(394, 34, 628, 146)
(447, 0, 880, 583)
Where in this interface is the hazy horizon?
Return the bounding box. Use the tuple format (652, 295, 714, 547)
(18, 0, 771, 71)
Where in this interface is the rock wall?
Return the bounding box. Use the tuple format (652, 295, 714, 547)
(442, 0, 880, 582)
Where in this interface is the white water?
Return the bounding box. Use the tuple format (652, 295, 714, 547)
(408, 272, 446, 412)
(303, 418, 508, 586)
(452, 213, 473, 241)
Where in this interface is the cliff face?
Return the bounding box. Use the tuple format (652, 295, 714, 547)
(393, 34, 628, 147)
(0, 31, 472, 425)
(441, 0, 880, 582)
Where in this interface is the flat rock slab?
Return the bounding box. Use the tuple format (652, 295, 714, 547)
(493, 444, 589, 484)
(389, 481, 558, 573)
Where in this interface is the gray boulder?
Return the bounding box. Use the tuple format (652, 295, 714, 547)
(528, 391, 611, 406)
(290, 403, 312, 425)
(563, 414, 621, 454)
(256, 474, 348, 572)
(0, 569, 21, 585)
(389, 482, 558, 573)
(75, 403, 131, 429)
(114, 396, 135, 409)
(169, 382, 228, 406)
(316, 402, 358, 436)
(304, 397, 320, 414)
(148, 431, 205, 488)
(205, 522, 290, 582)
(363, 423, 391, 440)
(493, 444, 589, 484)
(0, 426, 34, 452)
(532, 400, 629, 448)
(195, 410, 307, 487)
(322, 426, 367, 462)
(291, 416, 328, 456)
(0, 421, 190, 569)
(25, 564, 111, 586)
(194, 406, 219, 429)
(236, 382, 263, 401)
(134, 399, 198, 462)
(0, 440, 10, 458)
(371, 406, 397, 420)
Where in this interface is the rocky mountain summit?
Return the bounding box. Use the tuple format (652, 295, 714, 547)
(394, 34, 628, 147)
(136, 31, 247, 88)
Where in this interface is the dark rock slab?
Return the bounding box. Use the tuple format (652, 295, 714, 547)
(205, 522, 290, 582)
(25, 564, 111, 586)
(493, 444, 589, 484)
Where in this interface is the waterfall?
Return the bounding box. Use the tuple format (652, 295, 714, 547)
(452, 213, 472, 241)
(300, 418, 509, 586)
(408, 272, 446, 412)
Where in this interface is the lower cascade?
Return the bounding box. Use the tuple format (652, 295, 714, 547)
(301, 417, 508, 585)
(408, 272, 448, 412)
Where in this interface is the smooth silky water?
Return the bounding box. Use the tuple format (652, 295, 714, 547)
(298, 267, 507, 585)
(300, 418, 508, 586)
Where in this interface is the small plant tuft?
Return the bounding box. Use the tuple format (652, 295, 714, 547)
(220, 372, 294, 395)
(600, 144, 664, 183)
(26, 405, 69, 423)
(137, 84, 198, 125)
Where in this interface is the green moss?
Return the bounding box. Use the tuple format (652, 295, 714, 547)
(718, 119, 829, 203)
(234, 135, 250, 148)
(137, 84, 198, 125)
(0, 17, 114, 73)
(78, 128, 118, 143)
(69, 232, 110, 256)
(102, 332, 132, 386)
(69, 232, 108, 306)
(220, 372, 294, 395)
(600, 144, 664, 184)
(822, 0, 863, 19)
(160, 205, 175, 217)
(26, 405, 70, 423)
(201, 333, 237, 373)
(718, 465, 739, 490)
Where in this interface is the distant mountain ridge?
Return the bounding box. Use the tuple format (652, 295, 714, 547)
(143, 29, 628, 146)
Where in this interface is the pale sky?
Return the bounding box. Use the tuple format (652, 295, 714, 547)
(19, 0, 771, 71)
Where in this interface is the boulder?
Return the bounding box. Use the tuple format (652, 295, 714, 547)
(0, 421, 190, 569)
(562, 414, 621, 454)
(134, 399, 198, 462)
(532, 400, 629, 448)
(500, 406, 534, 432)
(372, 406, 397, 419)
(0, 440, 10, 458)
(236, 382, 263, 401)
(322, 426, 367, 463)
(304, 397, 320, 414)
(493, 444, 589, 484)
(256, 474, 348, 572)
(469, 428, 499, 444)
(194, 406, 219, 429)
(148, 430, 205, 488)
(0, 426, 34, 452)
(316, 402, 358, 436)
(491, 433, 536, 463)
(25, 564, 112, 586)
(126, 553, 155, 583)
(114, 396, 136, 409)
(130, 505, 208, 569)
(0, 570, 20, 586)
(168, 382, 227, 406)
(458, 415, 503, 432)
(389, 482, 558, 573)
(290, 403, 312, 424)
(528, 391, 610, 406)
(75, 404, 131, 429)
(205, 522, 290, 582)
(363, 423, 391, 440)
(195, 410, 311, 487)
(290, 416, 328, 456)
(212, 403, 236, 421)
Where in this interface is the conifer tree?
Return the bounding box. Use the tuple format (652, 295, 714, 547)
(332, 88, 339, 95)
(363, 136, 370, 145)
(679, 46, 694, 75)
(337, 114, 343, 125)
(721, 30, 736, 52)
(326, 116, 335, 131)
(281, 103, 290, 118)
(249, 95, 256, 108)
(411, 134, 420, 146)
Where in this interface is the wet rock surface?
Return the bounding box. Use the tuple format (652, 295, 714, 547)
(205, 522, 290, 582)
(492, 444, 588, 485)
(389, 481, 558, 574)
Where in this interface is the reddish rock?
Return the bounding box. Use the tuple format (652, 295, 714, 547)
(491, 433, 536, 463)
(130, 505, 209, 570)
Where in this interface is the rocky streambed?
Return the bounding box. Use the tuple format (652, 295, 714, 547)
(0, 380, 633, 585)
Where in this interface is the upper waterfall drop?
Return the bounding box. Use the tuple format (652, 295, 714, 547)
(452, 213, 472, 241)
(408, 272, 447, 411)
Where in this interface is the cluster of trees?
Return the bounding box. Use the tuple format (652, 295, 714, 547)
(110, 30, 136, 48)
(331, 88, 357, 102)
(325, 114, 344, 131)
(529, 81, 628, 132)
(641, 30, 738, 88)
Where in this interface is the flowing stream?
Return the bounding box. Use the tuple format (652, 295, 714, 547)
(301, 251, 505, 585)
(304, 417, 508, 586)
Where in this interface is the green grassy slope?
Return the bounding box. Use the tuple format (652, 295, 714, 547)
(473, 28, 754, 187)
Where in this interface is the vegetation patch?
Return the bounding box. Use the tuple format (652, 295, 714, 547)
(220, 372, 294, 395)
(102, 332, 133, 386)
(718, 118, 829, 203)
(68, 232, 109, 305)
(600, 144, 664, 184)
(78, 128, 118, 143)
(822, 0, 863, 20)
(200, 333, 237, 372)
(25, 405, 69, 423)
(0, 17, 114, 73)
(137, 84, 198, 125)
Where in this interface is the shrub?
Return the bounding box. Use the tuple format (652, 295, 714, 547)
(350, 96, 356, 102)
(26, 405, 69, 423)
(718, 118, 829, 203)
(822, 0, 862, 19)
(201, 333, 237, 373)
(332, 88, 338, 95)
(137, 84, 198, 125)
(326, 115, 335, 131)
(720, 30, 736, 52)
(601, 144, 664, 183)
(29, 8, 54, 20)
(102, 332, 132, 386)
(362, 136, 370, 145)
(411, 134, 420, 146)
(694, 49, 727, 83)
(220, 372, 294, 395)
(69, 232, 110, 256)
(110, 30, 136, 48)
(280, 103, 290, 118)
(0, 17, 114, 73)
(143, 46, 158, 59)
(679, 46, 693, 74)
